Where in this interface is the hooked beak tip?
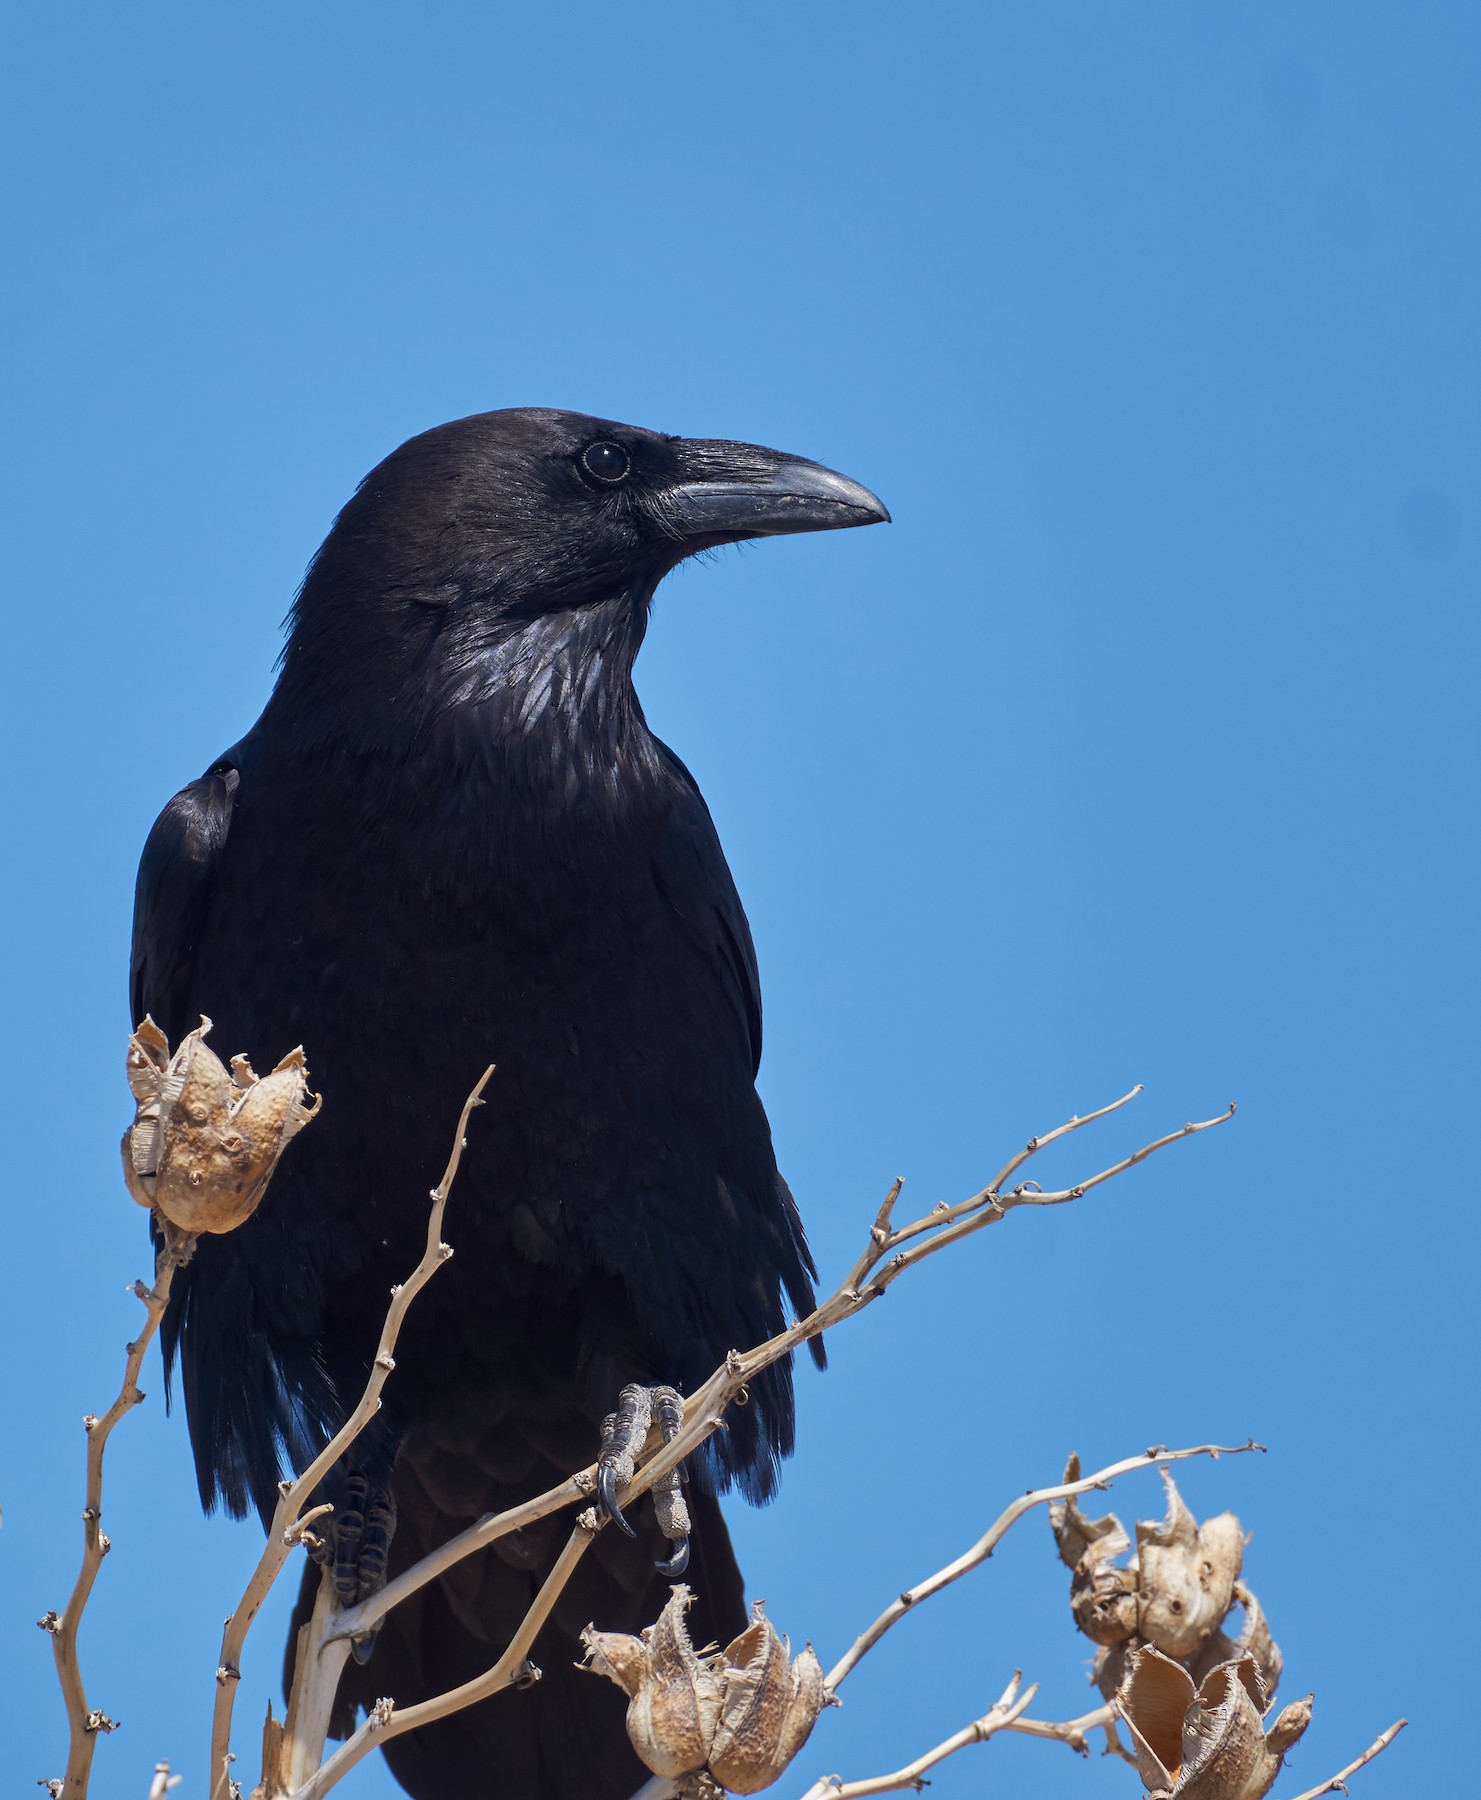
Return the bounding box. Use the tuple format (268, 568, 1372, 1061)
(662, 449, 890, 543)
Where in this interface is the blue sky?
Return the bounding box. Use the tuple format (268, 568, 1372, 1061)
(2, 4, 1474, 1796)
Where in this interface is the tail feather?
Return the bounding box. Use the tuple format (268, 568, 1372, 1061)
(289, 1441, 746, 1800)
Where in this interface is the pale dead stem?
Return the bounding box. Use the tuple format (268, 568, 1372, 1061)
(335, 1087, 1237, 1647)
(792, 1438, 1411, 1800)
(1002, 1703, 1122, 1756)
(794, 1702, 1407, 1800)
(266, 1087, 1237, 1800)
(147, 1761, 184, 1800)
(285, 1524, 592, 1800)
(1279, 1718, 1409, 1800)
(44, 1065, 1411, 1800)
(38, 1221, 196, 1800)
(783, 1444, 1264, 1799)
(210, 1066, 495, 1800)
(797, 1671, 1037, 1799)
(824, 1439, 1261, 1690)
(803, 1473, 1409, 1800)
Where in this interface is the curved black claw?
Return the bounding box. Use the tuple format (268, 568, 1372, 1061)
(655, 1535, 690, 1579)
(597, 1463, 636, 1537)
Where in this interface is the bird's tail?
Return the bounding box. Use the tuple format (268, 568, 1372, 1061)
(289, 1447, 745, 1800)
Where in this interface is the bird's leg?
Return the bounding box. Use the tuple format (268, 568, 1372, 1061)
(650, 1386, 691, 1578)
(596, 1382, 690, 1577)
(596, 1384, 651, 1537)
(308, 1469, 398, 1665)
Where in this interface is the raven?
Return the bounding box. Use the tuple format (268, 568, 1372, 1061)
(131, 409, 888, 1798)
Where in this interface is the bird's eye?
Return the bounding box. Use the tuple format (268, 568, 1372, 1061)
(581, 441, 630, 485)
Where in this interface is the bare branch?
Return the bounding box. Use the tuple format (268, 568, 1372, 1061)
(1002, 1702, 1135, 1763)
(272, 1556, 355, 1793)
(339, 1089, 1237, 1643)
(285, 1522, 594, 1800)
(869, 1103, 1237, 1293)
(211, 1066, 494, 1798)
(146, 1762, 183, 1800)
(825, 1439, 1262, 1692)
(330, 1474, 591, 1645)
(885, 1084, 1147, 1248)
(1279, 1719, 1408, 1800)
(46, 1221, 195, 1800)
(122, 1078, 1232, 1794)
(795, 1672, 1035, 1799)
(626, 1099, 1240, 1530)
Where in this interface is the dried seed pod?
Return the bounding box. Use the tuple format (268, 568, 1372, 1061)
(121, 1017, 320, 1234)
(1189, 1584, 1283, 1700)
(125, 1017, 172, 1104)
(707, 1602, 825, 1794)
(1263, 1695, 1314, 1758)
(1075, 1560, 1140, 1647)
(1175, 1657, 1272, 1799)
(1232, 1589, 1281, 1699)
(1135, 1471, 1243, 1660)
(583, 1589, 824, 1791)
(582, 1586, 721, 1779)
(1093, 1638, 1134, 1705)
(1119, 1643, 1199, 1791)
(1051, 1454, 1133, 1570)
(1051, 1455, 1138, 1646)
(1117, 1647, 1310, 1800)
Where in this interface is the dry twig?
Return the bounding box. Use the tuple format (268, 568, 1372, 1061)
(215, 1067, 494, 1799)
(1002, 1702, 1130, 1758)
(58, 1048, 1410, 1800)
(40, 1221, 196, 1800)
(285, 1524, 589, 1800)
(280, 1088, 1233, 1797)
(825, 1439, 1260, 1691)
(147, 1761, 183, 1800)
(1279, 1719, 1408, 1800)
(796, 1671, 1036, 1799)
(333, 1089, 1236, 1649)
(50, 1073, 1240, 1797)
(278, 1085, 1230, 1796)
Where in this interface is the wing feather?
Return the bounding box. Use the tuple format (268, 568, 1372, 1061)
(130, 759, 239, 1036)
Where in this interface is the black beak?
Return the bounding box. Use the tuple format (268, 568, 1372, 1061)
(658, 440, 890, 546)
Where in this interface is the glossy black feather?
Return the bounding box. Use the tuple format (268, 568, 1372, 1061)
(131, 408, 884, 1800)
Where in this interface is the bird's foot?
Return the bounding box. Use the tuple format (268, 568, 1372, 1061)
(307, 1470, 397, 1664)
(596, 1383, 690, 1577)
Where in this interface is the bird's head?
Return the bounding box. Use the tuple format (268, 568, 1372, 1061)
(279, 408, 887, 735)
(304, 407, 887, 610)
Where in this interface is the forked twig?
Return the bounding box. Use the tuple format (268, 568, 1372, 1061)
(1279, 1718, 1408, 1800)
(278, 1083, 1235, 1797)
(1002, 1703, 1130, 1760)
(286, 1524, 593, 1800)
(825, 1439, 1261, 1691)
(796, 1671, 1036, 1799)
(41, 1222, 196, 1800)
(334, 1089, 1235, 1647)
(210, 1066, 494, 1798)
(597, 1100, 1238, 1544)
(60, 1059, 1404, 1800)
(102, 1079, 1226, 1797)
(147, 1761, 184, 1800)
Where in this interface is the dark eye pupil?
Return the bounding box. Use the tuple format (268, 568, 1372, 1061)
(582, 441, 629, 483)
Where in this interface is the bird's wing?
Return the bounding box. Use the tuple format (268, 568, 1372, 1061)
(132, 749, 343, 1521)
(650, 742, 763, 1076)
(130, 757, 240, 1037)
(649, 739, 826, 1434)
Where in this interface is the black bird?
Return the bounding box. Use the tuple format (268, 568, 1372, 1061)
(131, 409, 888, 1798)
